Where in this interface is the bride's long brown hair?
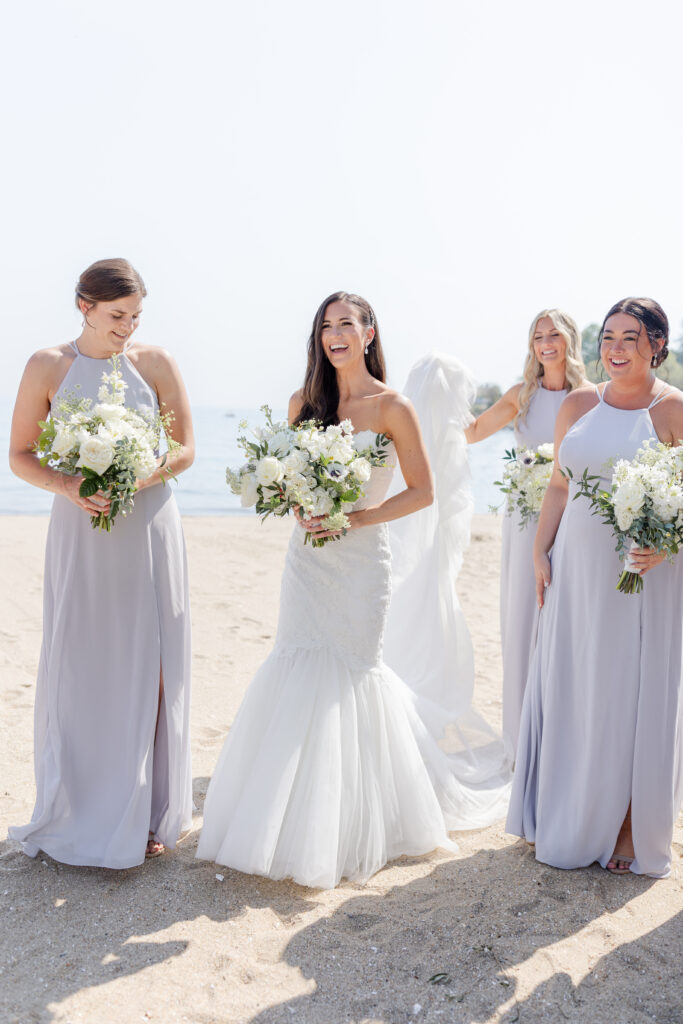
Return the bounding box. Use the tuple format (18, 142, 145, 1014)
(293, 292, 387, 426)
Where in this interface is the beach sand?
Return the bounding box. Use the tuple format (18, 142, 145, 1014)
(1, 514, 681, 1024)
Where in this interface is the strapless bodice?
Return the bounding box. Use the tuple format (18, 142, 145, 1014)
(352, 431, 396, 511)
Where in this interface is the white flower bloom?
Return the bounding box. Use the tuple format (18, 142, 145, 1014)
(52, 428, 79, 458)
(77, 435, 115, 476)
(339, 419, 354, 435)
(255, 456, 284, 487)
(267, 430, 293, 457)
(309, 486, 334, 516)
(93, 402, 128, 423)
(348, 456, 372, 483)
(240, 473, 259, 507)
(282, 449, 309, 476)
(132, 449, 158, 480)
(327, 438, 355, 464)
(324, 462, 348, 481)
(536, 442, 554, 461)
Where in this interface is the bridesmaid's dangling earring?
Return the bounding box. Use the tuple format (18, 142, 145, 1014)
(365, 344, 369, 356)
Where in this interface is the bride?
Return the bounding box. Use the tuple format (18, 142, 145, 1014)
(197, 292, 510, 888)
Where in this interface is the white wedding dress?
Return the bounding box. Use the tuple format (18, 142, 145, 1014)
(197, 355, 511, 888)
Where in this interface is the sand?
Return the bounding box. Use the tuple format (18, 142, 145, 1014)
(0, 514, 681, 1024)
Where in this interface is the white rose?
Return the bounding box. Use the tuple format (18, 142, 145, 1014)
(52, 427, 79, 458)
(310, 486, 334, 516)
(283, 450, 309, 476)
(348, 457, 371, 483)
(240, 473, 259, 507)
(255, 456, 284, 487)
(267, 430, 293, 458)
(77, 436, 115, 476)
(536, 443, 554, 461)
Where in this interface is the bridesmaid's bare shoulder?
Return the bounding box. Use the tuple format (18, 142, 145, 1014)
(556, 384, 600, 432)
(21, 343, 76, 392)
(652, 382, 683, 445)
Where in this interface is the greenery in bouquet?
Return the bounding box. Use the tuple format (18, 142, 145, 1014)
(492, 443, 554, 528)
(568, 439, 683, 594)
(34, 355, 179, 531)
(226, 405, 392, 546)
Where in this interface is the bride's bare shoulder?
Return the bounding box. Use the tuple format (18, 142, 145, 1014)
(377, 388, 418, 432)
(288, 389, 305, 422)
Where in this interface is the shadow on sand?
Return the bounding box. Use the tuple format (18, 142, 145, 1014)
(245, 841, 668, 1024)
(0, 777, 315, 1024)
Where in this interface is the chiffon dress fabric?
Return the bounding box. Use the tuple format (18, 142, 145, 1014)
(198, 355, 512, 889)
(8, 341, 192, 868)
(507, 384, 683, 878)
(499, 386, 566, 753)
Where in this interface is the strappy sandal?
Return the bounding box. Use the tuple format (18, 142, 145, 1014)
(145, 834, 165, 859)
(606, 855, 633, 875)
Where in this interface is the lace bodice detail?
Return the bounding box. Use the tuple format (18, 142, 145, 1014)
(275, 432, 397, 671)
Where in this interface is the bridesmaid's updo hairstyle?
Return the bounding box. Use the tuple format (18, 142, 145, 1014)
(599, 297, 669, 368)
(75, 258, 147, 311)
(294, 291, 387, 426)
(517, 308, 586, 424)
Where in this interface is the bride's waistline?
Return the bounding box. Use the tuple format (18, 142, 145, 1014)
(268, 638, 385, 675)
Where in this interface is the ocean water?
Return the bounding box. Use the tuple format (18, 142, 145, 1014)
(0, 400, 512, 516)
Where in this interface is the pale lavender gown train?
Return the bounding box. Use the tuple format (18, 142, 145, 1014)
(500, 385, 566, 752)
(507, 384, 683, 877)
(8, 341, 192, 868)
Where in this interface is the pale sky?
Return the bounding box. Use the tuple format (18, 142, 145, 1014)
(1, 0, 681, 409)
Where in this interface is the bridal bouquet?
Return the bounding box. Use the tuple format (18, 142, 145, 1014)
(493, 443, 554, 527)
(34, 355, 177, 531)
(570, 440, 683, 594)
(227, 406, 391, 546)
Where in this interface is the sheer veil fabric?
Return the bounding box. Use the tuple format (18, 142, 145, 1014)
(386, 353, 513, 821)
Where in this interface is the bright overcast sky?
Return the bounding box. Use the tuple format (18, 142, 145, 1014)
(1, 0, 682, 408)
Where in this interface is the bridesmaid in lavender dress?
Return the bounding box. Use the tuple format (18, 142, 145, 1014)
(466, 310, 586, 753)
(8, 259, 195, 867)
(508, 298, 683, 877)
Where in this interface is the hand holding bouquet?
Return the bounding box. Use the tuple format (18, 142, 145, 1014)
(570, 440, 683, 594)
(34, 355, 178, 531)
(493, 443, 554, 528)
(227, 406, 391, 547)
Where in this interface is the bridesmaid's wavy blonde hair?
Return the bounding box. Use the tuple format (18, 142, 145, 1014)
(517, 309, 586, 424)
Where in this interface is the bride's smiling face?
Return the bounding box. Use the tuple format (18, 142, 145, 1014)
(321, 300, 373, 368)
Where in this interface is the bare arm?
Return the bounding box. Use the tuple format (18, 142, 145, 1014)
(133, 349, 195, 490)
(9, 350, 109, 515)
(630, 387, 683, 576)
(533, 390, 597, 607)
(465, 384, 521, 444)
(299, 394, 433, 539)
